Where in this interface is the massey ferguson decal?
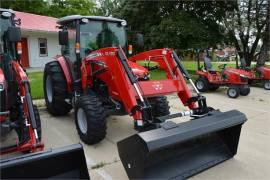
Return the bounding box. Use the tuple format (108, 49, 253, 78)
(152, 81, 163, 90)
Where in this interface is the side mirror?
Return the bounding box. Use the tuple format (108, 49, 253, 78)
(59, 30, 68, 45)
(135, 33, 144, 49)
(7, 27, 21, 42)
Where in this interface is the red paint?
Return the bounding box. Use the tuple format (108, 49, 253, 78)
(55, 56, 73, 93)
(0, 60, 44, 154)
(21, 38, 29, 67)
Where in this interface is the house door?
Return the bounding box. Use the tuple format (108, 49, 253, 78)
(21, 38, 29, 67)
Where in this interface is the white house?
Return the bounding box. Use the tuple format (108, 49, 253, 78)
(16, 11, 61, 68)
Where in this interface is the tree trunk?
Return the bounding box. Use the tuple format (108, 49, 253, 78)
(257, 1, 270, 67)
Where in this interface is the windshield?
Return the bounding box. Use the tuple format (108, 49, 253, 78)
(80, 21, 127, 57)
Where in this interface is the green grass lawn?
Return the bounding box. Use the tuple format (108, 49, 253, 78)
(28, 72, 44, 99)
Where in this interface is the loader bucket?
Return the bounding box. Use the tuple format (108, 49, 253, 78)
(0, 144, 90, 179)
(117, 110, 247, 179)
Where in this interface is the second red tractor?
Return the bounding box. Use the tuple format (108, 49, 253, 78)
(195, 51, 251, 98)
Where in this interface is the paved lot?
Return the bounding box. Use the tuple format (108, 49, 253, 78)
(2, 86, 270, 179)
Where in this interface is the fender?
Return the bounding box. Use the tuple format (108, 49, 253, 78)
(11, 61, 28, 82)
(54, 55, 73, 93)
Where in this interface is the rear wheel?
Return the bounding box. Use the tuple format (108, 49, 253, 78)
(209, 85, 219, 91)
(148, 96, 170, 122)
(263, 80, 270, 90)
(240, 86, 250, 96)
(227, 87, 240, 98)
(75, 95, 106, 144)
(44, 61, 72, 116)
(195, 77, 209, 92)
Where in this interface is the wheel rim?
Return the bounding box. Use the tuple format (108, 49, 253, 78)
(77, 108, 88, 134)
(46, 75, 53, 103)
(264, 81, 270, 89)
(196, 81, 204, 90)
(229, 89, 237, 97)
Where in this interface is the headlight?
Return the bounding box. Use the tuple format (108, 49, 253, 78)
(240, 74, 247, 78)
(0, 83, 4, 91)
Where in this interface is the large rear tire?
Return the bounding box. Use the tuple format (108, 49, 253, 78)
(75, 95, 107, 145)
(44, 61, 72, 116)
(148, 96, 170, 118)
(195, 77, 209, 92)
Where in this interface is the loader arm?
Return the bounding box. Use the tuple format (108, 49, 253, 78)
(129, 49, 196, 109)
(2, 61, 44, 154)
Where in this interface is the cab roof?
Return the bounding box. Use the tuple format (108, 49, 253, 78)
(57, 15, 126, 25)
(0, 8, 15, 14)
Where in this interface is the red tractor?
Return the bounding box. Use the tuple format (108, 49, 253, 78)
(236, 54, 270, 90)
(43, 15, 247, 179)
(195, 51, 251, 98)
(0, 9, 43, 154)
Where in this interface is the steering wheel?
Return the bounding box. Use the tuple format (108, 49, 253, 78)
(218, 64, 227, 70)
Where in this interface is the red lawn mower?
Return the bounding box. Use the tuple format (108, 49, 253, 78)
(236, 54, 270, 90)
(195, 51, 251, 98)
(0, 9, 43, 154)
(43, 15, 247, 179)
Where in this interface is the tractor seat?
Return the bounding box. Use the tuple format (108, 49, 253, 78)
(204, 56, 216, 73)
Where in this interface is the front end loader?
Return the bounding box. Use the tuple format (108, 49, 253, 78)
(1, 144, 90, 179)
(43, 15, 247, 179)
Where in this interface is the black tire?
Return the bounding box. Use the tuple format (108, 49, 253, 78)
(240, 86, 250, 96)
(195, 77, 209, 92)
(75, 95, 106, 145)
(227, 87, 240, 98)
(44, 61, 72, 116)
(209, 85, 219, 91)
(263, 80, 270, 90)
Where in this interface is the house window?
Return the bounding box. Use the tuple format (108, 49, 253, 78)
(38, 38, 48, 56)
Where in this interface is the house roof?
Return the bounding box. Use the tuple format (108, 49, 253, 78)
(15, 11, 58, 32)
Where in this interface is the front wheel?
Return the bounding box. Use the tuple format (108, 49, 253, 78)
(240, 86, 250, 96)
(227, 87, 240, 98)
(75, 95, 107, 145)
(263, 80, 270, 90)
(195, 77, 209, 92)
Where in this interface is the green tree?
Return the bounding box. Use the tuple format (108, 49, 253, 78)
(46, 0, 97, 18)
(115, 1, 229, 50)
(223, 0, 268, 66)
(1, 0, 49, 15)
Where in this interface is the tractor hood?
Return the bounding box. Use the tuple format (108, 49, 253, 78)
(128, 61, 149, 80)
(226, 67, 251, 77)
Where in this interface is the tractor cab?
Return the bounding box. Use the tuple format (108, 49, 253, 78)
(0, 9, 21, 80)
(57, 15, 149, 80)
